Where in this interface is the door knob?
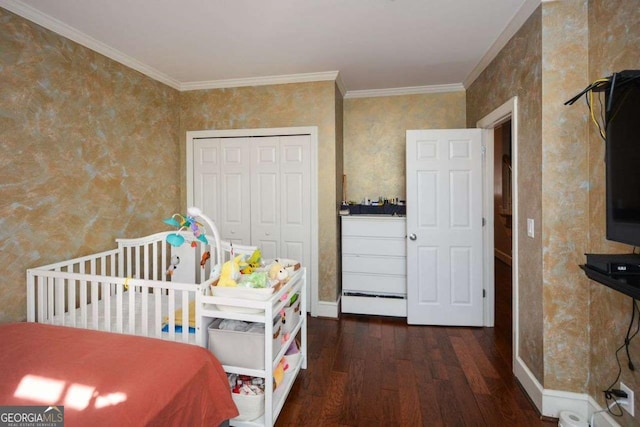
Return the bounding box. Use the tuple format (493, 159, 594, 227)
(409, 233, 417, 241)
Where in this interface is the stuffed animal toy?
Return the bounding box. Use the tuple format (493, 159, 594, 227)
(241, 248, 262, 274)
(217, 255, 243, 287)
(235, 254, 249, 273)
(273, 357, 289, 389)
(200, 251, 210, 268)
(166, 255, 180, 276)
(269, 262, 289, 282)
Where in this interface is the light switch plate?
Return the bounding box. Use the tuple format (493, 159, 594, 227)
(527, 218, 535, 238)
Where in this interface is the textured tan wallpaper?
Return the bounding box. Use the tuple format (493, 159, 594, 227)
(0, 8, 180, 322)
(587, 0, 640, 422)
(541, 0, 590, 392)
(467, 8, 544, 382)
(178, 82, 341, 301)
(344, 92, 466, 203)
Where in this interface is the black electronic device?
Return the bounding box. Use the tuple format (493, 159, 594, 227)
(585, 253, 640, 275)
(604, 70, 640, 246)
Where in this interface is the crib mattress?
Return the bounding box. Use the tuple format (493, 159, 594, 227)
(0, 322, 238, 426)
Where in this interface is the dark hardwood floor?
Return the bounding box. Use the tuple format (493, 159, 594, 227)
(276, 259, 555, 426)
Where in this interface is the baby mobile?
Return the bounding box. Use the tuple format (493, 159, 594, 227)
(162, 207, 223, 275)
(162, 212, 209, 247)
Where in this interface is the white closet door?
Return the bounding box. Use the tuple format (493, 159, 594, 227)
(193, 138, 222, 234)
(280, 135, 311, 268)
(219, 138, 251, 245)
(251, 137, 281, 259)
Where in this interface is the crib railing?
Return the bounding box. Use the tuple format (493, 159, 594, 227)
(26, 248, 119, 325)
(26, 230, 257, 344)
(26, 231, 206, 344)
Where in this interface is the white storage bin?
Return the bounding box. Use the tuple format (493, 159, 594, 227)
(282, 296, 301, 334)
(208, 318, 282, 370)
(232, 393, 264, 421)
(284, 351, 301, 368)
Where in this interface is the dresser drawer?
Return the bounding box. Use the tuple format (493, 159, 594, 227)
(342, 273, 406, 294)
(342, 237, 405, 256)
(342, 254, 406, 275)
(342, 217, 406, 238)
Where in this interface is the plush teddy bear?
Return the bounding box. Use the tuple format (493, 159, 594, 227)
(268, 262, 289, 282)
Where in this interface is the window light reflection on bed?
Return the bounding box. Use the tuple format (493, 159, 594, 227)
(95, 392, 127, 408)
(14, 374, 127, 410)
(14, 375, 64, 404)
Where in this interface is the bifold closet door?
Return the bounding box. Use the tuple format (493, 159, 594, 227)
(194, 134, 311, 272)
(251, 135, 311, 264)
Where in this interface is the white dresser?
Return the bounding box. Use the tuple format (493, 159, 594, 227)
(341, 215, 407, 317)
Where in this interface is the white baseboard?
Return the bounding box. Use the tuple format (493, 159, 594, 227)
(314, 297, 340, 318)
(515, 356, 620, 426)
(514, 355, 544, 413)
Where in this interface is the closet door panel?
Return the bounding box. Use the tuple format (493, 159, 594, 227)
(221, 172, 248, 244)
(251, 137, 280, 256)
(193, 139, 221, 234)
(281, 240, 304, 263)
(220, 139, 251, 245)
(280, 135, 311, 268)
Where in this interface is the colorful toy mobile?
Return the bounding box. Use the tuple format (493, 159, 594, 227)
(162, 207, 223, 267)
(163, 213, 209, 246)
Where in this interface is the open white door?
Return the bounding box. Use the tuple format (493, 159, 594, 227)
(406, 129, 484, 326)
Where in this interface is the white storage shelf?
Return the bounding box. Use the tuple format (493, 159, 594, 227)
(196, 267, 307, 427)
(341, 216, 407, 317)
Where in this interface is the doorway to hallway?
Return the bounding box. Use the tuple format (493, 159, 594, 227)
(493, 119, 513, 357)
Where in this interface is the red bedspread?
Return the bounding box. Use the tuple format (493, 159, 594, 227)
(0, 323, 238, 426)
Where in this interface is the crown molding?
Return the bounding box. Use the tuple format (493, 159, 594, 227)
(1, 0, 182, 90)
(1, 0, 340, 92)
(463, 0, 540, 88)
(344, 83, 465, 99)
(2, 0, 539, 95)
(180, 71, 340, 91)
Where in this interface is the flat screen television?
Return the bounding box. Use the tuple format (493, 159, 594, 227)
(605, 70, 640, 247)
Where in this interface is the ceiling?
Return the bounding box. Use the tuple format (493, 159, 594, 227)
(2, 0, 539, 96)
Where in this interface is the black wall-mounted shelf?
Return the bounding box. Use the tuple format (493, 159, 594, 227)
(580, 265, 640, 300)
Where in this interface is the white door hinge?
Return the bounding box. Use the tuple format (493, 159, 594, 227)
(483, 289, 486, 298)
(482, 217, 486, 227)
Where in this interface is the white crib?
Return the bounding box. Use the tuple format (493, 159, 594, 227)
(26, 228, 255, 345)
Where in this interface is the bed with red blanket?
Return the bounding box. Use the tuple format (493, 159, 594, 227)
(0, 322, 238, 426)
